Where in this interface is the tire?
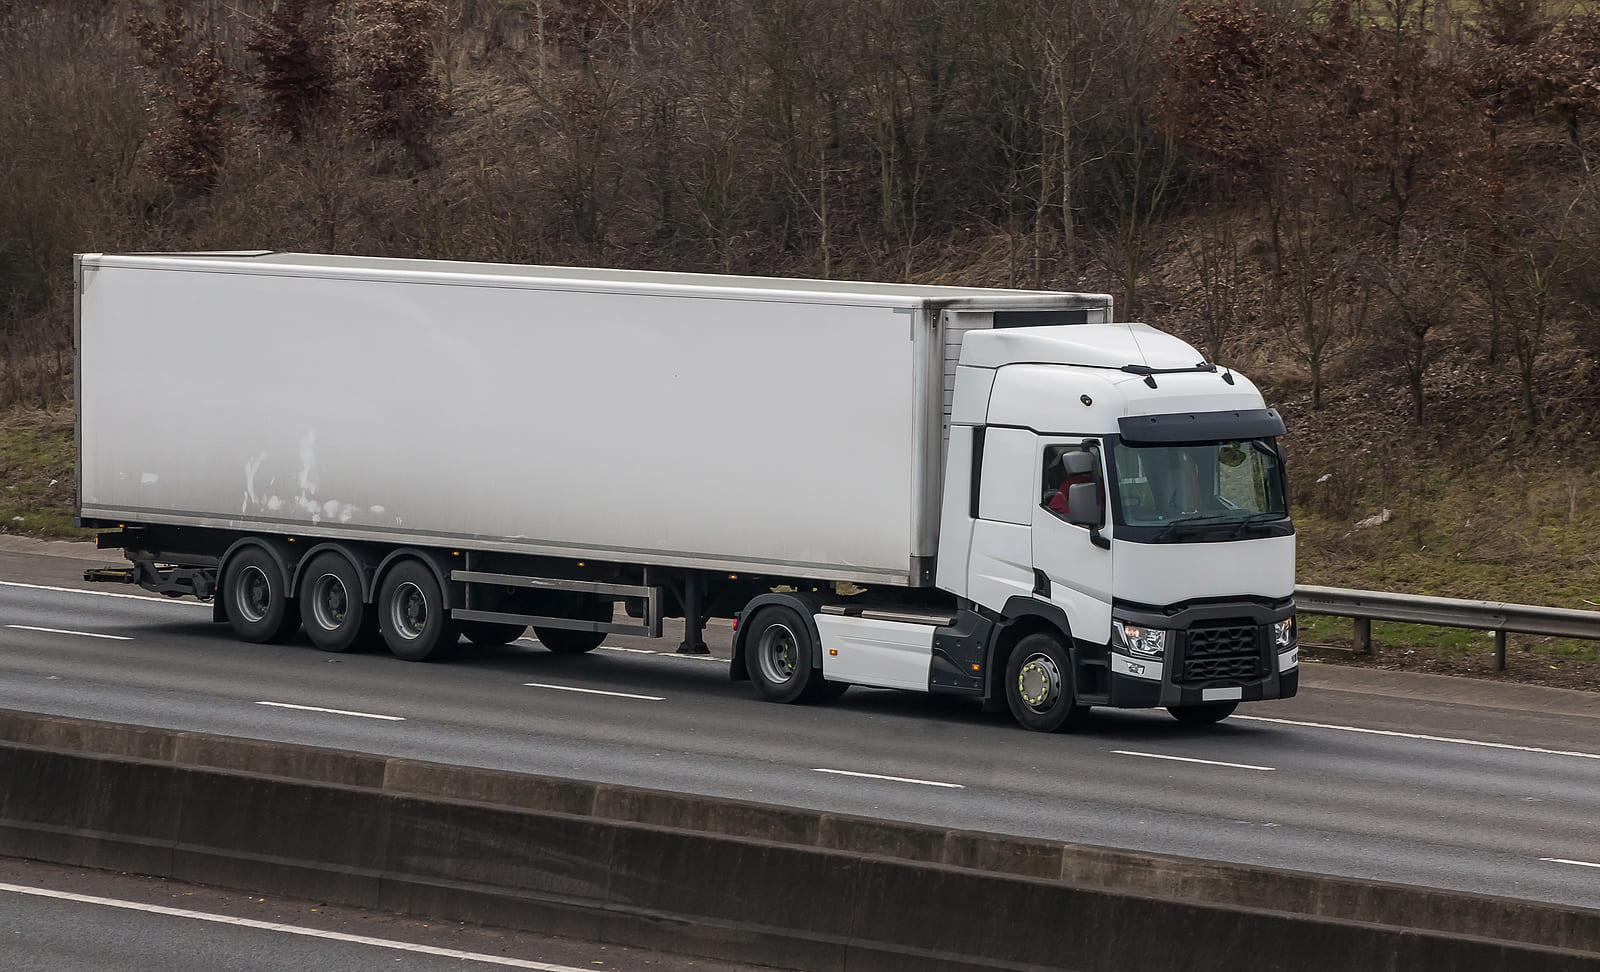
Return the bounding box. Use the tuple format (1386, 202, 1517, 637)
(744, 605, 820, 704)
(532, 595, 611, 654)
(378, 559, 458, 662)
(1004, 632, 1084, 732)
(533, 627, 606, 654)
(807, 678, 850, 704)
(462, 620, 527, 647)
(1167, 701, 1239, 725)
(222, 546, 301, 644)
(298, 552, 370, 653)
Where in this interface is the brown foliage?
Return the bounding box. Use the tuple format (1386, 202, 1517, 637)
(246, 0, 338, 142)
(1468, 2, 1600, 170)
(349, 0, 446, 168)
(0, 0, 1596, 439)
(127, 0, 236, 193)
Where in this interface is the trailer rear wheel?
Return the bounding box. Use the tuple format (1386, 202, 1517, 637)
(1004, 633, 1084, 732)
(532, 595, 611, 654)
(462, 620, 527, 647)
(745, 605, 822, 704)
(223, 547, 301, 644)
(299, 552, 369, 653)
(1167, 701, 1238, 725)
(533, 628, 605, 654)
(379, 560, 458, 662)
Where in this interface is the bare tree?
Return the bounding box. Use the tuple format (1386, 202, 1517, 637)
(1188, 211, 1245, 366)
(1475, 189, 1587, 427)
(1273, 202, 1368, 410)
(1369, 236, 1467, 424)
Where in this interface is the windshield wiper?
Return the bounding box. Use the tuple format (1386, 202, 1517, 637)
(1154, 513, 1232, 542)
(1230, 511, 1284, 538)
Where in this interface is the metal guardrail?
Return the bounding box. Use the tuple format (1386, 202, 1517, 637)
(1294, 584, 1600, 671)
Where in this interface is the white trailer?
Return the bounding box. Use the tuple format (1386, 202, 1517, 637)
(76, 252, 1298, 730)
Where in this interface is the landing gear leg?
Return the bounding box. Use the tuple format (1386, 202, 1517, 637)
(677, 573, 709, 655)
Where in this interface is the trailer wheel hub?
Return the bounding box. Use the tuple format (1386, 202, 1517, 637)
(310, 573, 349, 630)
(235, 565, 272, 624)
(390, 582, 428, 640)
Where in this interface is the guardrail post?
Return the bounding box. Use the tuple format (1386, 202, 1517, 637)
(1354, 617, 1372, 656)
(1494, 631, 1507, 672)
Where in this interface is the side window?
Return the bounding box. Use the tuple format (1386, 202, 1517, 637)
(1040, 443, 1101, 522)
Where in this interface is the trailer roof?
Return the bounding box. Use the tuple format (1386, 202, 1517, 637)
(82, 251, 1114, 310)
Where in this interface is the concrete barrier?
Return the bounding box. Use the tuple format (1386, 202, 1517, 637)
(0, 708, 1596, 970)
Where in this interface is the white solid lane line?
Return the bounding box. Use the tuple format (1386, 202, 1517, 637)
(1542, 858, 1600, 869)
(1236, 715, 1600, 762)
(0, 579, 209, 606)
(812, 768, 965, 788)
(5, 624, 132, 641)
(255, 701, 405, 721)
(0, 882, 598, 970)
(1113, 750, 1275, 772)
(597, 645, 722, 662)
(524, 682, 665, 701)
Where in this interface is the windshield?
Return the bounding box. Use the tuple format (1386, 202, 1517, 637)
(1110, 438, 1288, 537)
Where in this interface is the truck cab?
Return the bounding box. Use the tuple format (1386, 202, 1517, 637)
(930, 323, 1297, 728)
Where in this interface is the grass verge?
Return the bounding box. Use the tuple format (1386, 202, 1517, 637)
(0, 407, 91, 538)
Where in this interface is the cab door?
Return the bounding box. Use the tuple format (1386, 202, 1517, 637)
(1030, 441, 1114, 643)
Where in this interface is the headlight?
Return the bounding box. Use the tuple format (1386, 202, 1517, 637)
(1113, 621, 1167, 658)
(1274, 617, 1296, 650)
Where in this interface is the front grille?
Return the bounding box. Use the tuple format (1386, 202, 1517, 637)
(1179, 622, 1261, 683)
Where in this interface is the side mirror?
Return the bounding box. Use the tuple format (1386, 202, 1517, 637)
(1065, 481, 1103, 527)
(1061, 451, 1095, 477)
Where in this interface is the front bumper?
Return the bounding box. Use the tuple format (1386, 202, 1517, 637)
(1104, 599, 1297, 709)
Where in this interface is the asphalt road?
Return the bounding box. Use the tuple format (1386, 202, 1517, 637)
(2, 535, 1599, 924)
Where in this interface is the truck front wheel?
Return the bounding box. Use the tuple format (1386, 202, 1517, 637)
(1004, 633, 1084, 732)
(1168, 701, 1238, 725)
(223, 546, 301, 644)
(378, 560, 458, 662)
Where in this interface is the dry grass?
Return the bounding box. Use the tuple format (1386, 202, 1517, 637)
(0, 408, 84, 537)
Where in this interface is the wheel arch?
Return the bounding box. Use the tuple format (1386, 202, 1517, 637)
(730, 591, 822, 683)
(374, 547, 460, 611)
(217, 536, 298, 620)
(292, 542, 379, 603)
(990, 596, 1075, 703)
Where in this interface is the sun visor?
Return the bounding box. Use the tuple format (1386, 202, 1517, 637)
(1118, 408, 1286, 443)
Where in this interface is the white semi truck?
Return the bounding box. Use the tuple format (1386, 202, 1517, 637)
(75, 251, 1297, 731)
